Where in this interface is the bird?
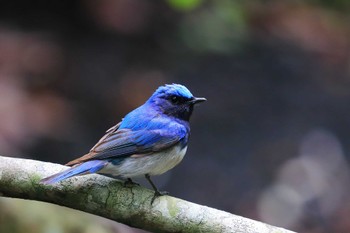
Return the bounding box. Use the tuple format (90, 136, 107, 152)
(40, 83, 206, 202)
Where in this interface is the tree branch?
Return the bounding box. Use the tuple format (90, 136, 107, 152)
(0, 156, 295, 233)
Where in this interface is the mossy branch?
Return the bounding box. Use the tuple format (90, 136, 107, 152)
(0, 156, 295, 233)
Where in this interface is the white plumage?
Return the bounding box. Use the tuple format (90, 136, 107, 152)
(99, 145, 188, 178)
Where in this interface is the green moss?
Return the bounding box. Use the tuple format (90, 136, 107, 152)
(29, 174, 42, 184)
(167, 197, 179, 218)
(29, 174, 46, 194)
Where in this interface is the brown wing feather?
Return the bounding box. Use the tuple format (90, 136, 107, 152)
(65, 151, 98, 166)
(65, 122, 121, 166)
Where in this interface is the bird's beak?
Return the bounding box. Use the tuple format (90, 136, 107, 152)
(190, 97, 207, 104)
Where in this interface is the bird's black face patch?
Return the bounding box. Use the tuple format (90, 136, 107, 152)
(147, 84, 204, 122)
(168, 94, 191, 105)
(155, 94, 194, 121)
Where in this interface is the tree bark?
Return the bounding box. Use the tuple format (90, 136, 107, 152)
(0, 156, 295, 233)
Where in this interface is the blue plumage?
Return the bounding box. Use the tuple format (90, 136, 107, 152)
(40, 84, 206, 199)
(41, 160, 108, 184)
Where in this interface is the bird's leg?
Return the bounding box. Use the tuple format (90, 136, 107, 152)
(145, 174, 169, 204)
(123, 178, 139, 187)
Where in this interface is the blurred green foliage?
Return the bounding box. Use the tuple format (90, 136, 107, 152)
(179, 1, 248, 53)
(314, 0, 350, 11)
(166, 0, 203, 11)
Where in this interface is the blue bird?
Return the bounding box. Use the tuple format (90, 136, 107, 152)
(40, 84, 206, 201)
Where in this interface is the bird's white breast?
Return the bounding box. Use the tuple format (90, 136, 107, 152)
(99, 145, 187, 178)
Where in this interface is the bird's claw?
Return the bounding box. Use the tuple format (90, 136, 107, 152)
(151, 190, 169, 204)
(123, 178, 140, 187)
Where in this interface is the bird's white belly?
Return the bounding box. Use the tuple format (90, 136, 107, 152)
(99, 145, 187, 178)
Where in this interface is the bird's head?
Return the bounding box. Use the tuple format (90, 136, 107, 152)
(147, 84, 206, 121)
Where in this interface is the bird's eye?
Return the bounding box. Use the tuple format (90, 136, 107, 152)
(171, 96, 179, 104)
(171, 95, 179, 104)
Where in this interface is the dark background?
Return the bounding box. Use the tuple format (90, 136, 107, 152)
(1, 1, 350, 232)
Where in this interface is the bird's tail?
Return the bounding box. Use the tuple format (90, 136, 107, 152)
(40, 160, 107, 185)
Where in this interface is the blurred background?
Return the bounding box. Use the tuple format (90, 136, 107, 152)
(0, 0, 350, 232)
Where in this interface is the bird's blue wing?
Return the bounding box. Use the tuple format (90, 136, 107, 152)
(66, 123, 186, 165)
(93, 129, 182, 158)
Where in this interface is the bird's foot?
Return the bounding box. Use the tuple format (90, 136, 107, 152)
(151, 190, 169, 204)
(123, 178, 140, 187)
(144, 174, 169, 204)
